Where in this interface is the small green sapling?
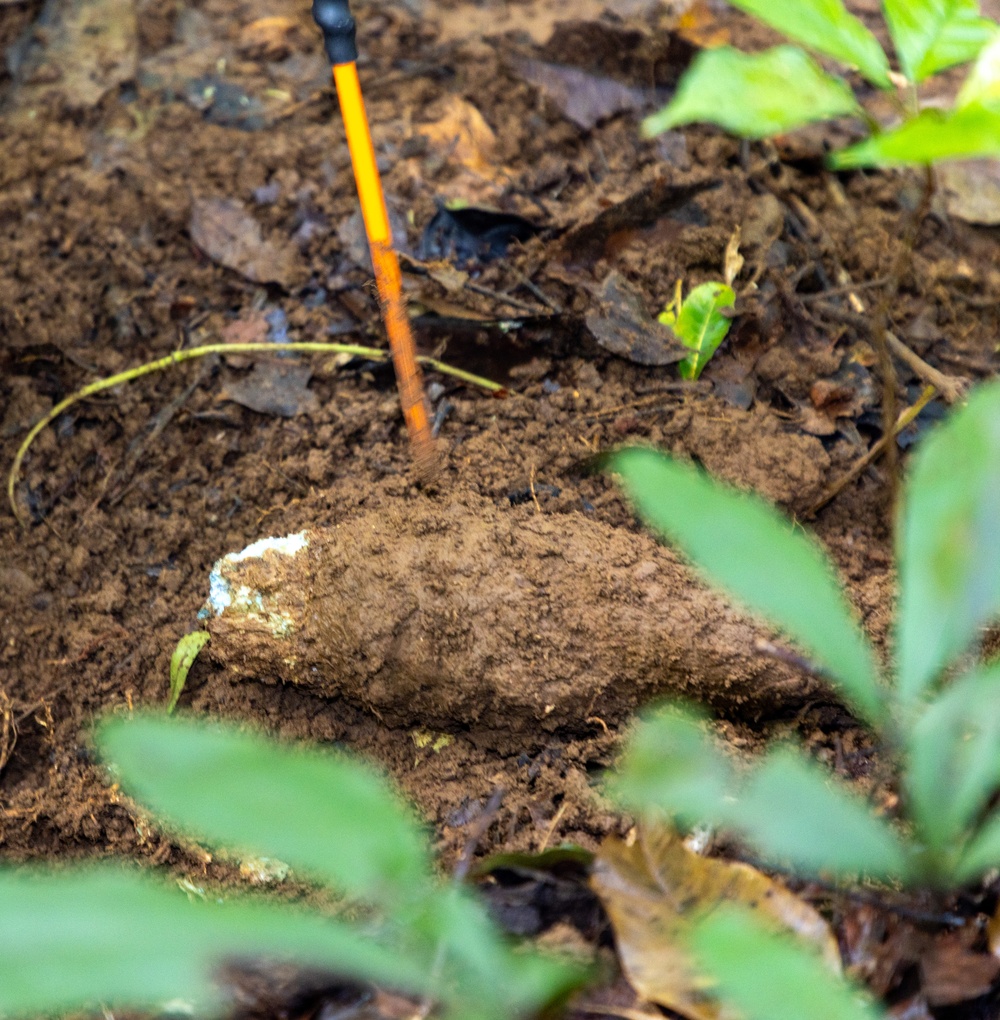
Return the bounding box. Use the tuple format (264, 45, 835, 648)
(608, 380, 1000, 889)
(646, 0, 1000, 169)
(658, 280, 736, 381)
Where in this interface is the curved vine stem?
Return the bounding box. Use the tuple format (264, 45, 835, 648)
(8, 341, 504, 526)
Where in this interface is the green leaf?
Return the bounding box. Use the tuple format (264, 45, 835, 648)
(664, 282, 735, 381)
(906, 664, 1000, 858)
(883, 0, 995, 83)
(895, 381, 1000, 707)
(609, 705, 741, 828)
(691, 905, 885, 1020)
(167, 630, 210, 713)
(727, 0, 891, 87)
(956, 812, 1000, 882)
(957, 30, 1000, 106)
(643, 46, 861, 140)
(831, 102, 1000, 167)
(737, 749, 912, 881)
(608, 448, 884, 725)
(97, 713, 433, 903)
(0, 865, 426, 1016)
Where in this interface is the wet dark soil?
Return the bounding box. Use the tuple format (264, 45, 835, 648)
(3, 0, 1000, 1013)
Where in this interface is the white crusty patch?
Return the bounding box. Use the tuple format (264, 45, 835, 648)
(204, 532, 308, 623)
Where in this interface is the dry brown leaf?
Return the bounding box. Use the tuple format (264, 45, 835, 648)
(238, 16, 304, 61)
(190, 198, 302, 288)
(920, 933, 1000, 1006)
(584, 272, 687, 367)
(722, 226, 743, 287)
(219, 312, 269, 368)
(674, 0, 730, 48)
(418, 96, 498, 175)
(937, 160, 1000, 225)
(592, 826, 840, 1020)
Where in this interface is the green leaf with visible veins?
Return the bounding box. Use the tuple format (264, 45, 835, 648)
(167, 630, 209, 713)
(727, 0, 891, 87)
(957, 30, 1000, 106)
(643, 46, 861, 140)
(883, 0, 996, 83)
(662, 282, 735, 381)
(608, 448, 884, 725)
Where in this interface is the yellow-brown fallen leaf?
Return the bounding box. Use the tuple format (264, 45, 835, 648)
(238, 17, 305, 61)
(674, 0, 731, 48)
(591, 826, 840, 1020)
(418, 96, 498, 176)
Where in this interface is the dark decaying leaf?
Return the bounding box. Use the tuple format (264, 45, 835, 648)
(418, 205, 542, 267)
(592, 826, 840, 1020)
(514, 58, 653, 131)
(919, 932, 1000, 1006)
(219, 361, 320, 418)
(585, 272, 687, 366)
(799, 358, 877, 436)
(471, 847, 602, 939)
(218, 961, 373, 1020)
(558, 172, 718, 261)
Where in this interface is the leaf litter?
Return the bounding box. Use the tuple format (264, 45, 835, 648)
(4, 0, 1000, 1016)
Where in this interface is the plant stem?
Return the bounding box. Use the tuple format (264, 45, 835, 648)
(868, 164, 936, 514)
(8, 341, 504, 526)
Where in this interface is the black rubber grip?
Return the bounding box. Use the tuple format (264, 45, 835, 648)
(312, 0, 357, 64)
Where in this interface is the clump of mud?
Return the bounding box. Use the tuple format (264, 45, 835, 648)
(205, 498, 824, 733)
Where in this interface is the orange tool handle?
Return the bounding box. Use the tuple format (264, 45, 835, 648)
(313, 0, 436, 477)
(333, 63, 436, 477)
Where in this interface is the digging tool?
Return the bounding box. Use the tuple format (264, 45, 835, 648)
(311, 0, 437, 478)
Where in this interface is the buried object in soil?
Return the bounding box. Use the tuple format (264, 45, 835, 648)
(201, 500, 822, 733)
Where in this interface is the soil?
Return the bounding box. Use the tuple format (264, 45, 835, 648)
(3, 0, 1000, 1014)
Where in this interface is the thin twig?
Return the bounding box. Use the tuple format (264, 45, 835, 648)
(797, 275, 893, 302)
(885, 330, 969, 404)
(464, 279, 548, 316)
(812, 302, 969, 404)
(804, 385, 937, 519)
